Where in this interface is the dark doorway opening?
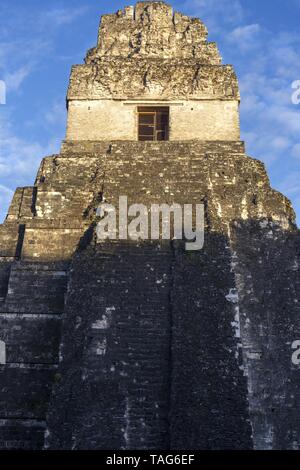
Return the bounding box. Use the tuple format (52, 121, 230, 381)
(138, 107, 169, 141)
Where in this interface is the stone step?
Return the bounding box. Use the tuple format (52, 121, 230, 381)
(21, 226, 85, 262)
(2, 262, 68, 314)
(34, 187, 96, 220)
(0, 261, 11, 304)
(0, 364, 56, 419)
(35, 156, 105, 187)
(0, 224, 20, 258)
(60, 140, 246, 156)
(0, 313, 61, 364)
(36, 151, 247, 189)
(0, 419, 46, 450)
(6, 187, 36, 222)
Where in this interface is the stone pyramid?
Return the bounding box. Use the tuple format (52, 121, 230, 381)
(0, 1, 299, 450)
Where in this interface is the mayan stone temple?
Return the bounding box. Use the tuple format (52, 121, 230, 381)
(0, 1, 300, 451)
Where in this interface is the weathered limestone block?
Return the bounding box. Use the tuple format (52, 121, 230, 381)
(0, 365, 56, 418)
(35, 155, 60, 184)
(35, 188, 96, 220)
(21, 227, 86, 261)
(0, 224, 20, 258)
(2, 263, 68, 314)
(0, 260, 11, 305)
(6, 187, 36, 221)
(90, 2, 218, 61)
(36, 156, 105, 187)
(0, 314, 61, 364)
(60, 139, 246, 155)
(0, 419, 46, 450)
(68, 60, 239, 101)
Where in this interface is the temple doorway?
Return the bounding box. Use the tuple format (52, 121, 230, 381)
(138, 107, 169, 141)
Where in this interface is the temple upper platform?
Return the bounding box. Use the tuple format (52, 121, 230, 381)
(66, 1, 240, 142)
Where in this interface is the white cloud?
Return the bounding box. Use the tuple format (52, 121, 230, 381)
(0, 108, 60, 188)
(0, 135, 59, 183)
(184, 0, 243, 21)
(45, 101, 67, 126)
(278, 172, 300, 196)
(0, 185, 13, 199)
(270, 137, 291, 152)
(4, 65, 31, 92)
(291, 143, 300, 159)
(41, 7, 88, 28)
(179, 0, 244, 33)
(0, 5, 89, 94)
(0, 106, 61, 222)
(228, 24, 261, 50)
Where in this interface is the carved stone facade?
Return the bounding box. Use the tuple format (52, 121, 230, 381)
(66, 1, 240, 141)
(0, 2, 299, 450)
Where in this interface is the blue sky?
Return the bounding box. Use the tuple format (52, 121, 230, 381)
(0, 0, 300, 223)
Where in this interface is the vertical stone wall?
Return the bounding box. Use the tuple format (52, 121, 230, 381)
(231, 221, 300, 450)
(66, 100, 240, 142)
